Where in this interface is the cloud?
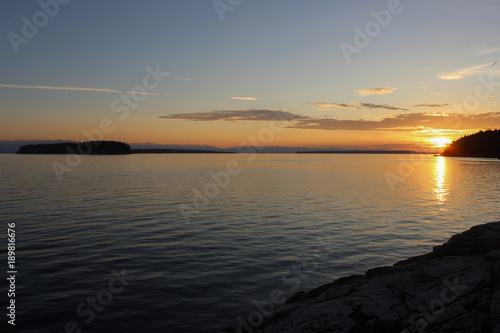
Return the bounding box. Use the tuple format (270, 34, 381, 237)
(288, 112, 500, 131)
(307, 102, 360, 110)
(414, 104, 449, 108)
(232, 97, 258, 101)
(352, 103, 408, 111)
(477, 48, 500, 55)
(307, 101, 407, 111)
(355, 87, 398, 96)
(0, 83, 157, 95)
(158, 108, 500, 133)
(157, 109, 308, 121)
(420, 86, 428, 90)
(438, 63, 491, 80)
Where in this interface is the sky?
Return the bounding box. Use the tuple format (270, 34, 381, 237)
(1, 0, 500, 151)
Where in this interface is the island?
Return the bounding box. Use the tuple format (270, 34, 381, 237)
(16, 141, 232, 155)
(17, 141, 131, 155)
(441, 129, 500, 158)
(223, 221, 500, 332)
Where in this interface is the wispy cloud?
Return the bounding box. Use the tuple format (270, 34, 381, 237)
(288, 112, 500, 131)
(307, 102, 360, 110)
(352, 103, 408, 111)
(438, 63, 491, 80)
(355, 87, 398, 96)
(477, 48, 500, 55)
(158, 107, 500, 132)
(414, 104, 449, 108)
(0, 83, 157, 95)
(157, 109, 307, 121)
(232, 97, 258, 101)
(307, 101, 407, 111)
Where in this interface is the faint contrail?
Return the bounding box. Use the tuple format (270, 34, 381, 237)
(232, 97, 258, 100)
(438, 63, 491, 80)
(0, 83, 157, 95)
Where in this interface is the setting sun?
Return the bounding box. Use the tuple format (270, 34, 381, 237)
(431, 137, 452, 148)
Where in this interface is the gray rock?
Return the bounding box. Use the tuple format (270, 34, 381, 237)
(224, 221, 500, 332)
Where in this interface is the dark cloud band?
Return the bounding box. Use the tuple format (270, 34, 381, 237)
(157, 109, 307, 121)
(288, 112, 500, 131)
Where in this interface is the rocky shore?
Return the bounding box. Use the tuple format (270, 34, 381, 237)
(227, 221, 500, 333)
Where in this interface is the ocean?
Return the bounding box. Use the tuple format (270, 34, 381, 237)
(1, 153, 499, 332)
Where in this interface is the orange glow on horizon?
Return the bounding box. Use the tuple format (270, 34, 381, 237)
(430, 137, 452, 148)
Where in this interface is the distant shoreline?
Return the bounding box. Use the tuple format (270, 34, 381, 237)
(131, 149, 233, 154)
(14, 142, 436, 155)
(12, 150, 434, 155)
(11, 151, 437, 155)
(15, 142, 233, 155)
(296, 150, 423, 154)
(441, 153, 500, 159)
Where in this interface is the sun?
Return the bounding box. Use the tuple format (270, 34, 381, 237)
(431, 137, 452, 148)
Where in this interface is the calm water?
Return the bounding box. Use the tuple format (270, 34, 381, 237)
(1, 154, 499, 332)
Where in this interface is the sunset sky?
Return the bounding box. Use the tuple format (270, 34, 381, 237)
(1, 0, 500, 151)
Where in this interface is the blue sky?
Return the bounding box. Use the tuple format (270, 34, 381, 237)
(1, 0, 500, 149)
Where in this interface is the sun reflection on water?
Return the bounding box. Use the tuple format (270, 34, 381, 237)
(434, 156, 448, 205)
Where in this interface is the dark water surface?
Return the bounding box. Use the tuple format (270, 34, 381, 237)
(1, 154, 499, 332)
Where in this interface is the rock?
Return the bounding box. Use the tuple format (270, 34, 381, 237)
(223, 221, 500, 332)
(472, 231, 500, 254)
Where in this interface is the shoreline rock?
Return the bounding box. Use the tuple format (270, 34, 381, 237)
(226, 221, 500, 333)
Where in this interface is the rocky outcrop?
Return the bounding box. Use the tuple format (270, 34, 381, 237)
(232, 222, 500, 333)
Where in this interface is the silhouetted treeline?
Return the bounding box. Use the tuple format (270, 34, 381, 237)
(441, 129, 500, 158)
(17, 141, 131, 155)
